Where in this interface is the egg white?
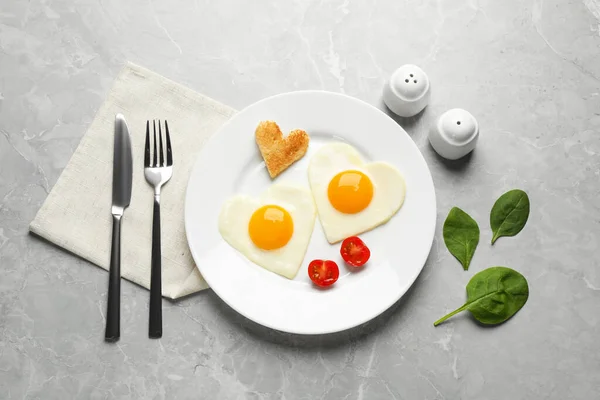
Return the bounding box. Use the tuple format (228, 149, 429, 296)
(308, 142, 406, 243)
(218, 184, 316, 279)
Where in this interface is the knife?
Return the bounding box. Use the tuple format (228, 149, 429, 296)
(105, 113, 133, 342)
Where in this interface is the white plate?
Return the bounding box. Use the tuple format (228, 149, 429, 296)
(185, 91, 436, 334)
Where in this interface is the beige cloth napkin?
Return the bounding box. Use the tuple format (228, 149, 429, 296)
(30, 62, 236, 299)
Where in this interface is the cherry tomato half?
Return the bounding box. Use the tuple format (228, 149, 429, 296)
(340, 236, 371, 267)
(308, 260, 339, 287)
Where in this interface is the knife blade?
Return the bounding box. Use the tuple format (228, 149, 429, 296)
(112, 114, 133, 211)
(105, 113, 133, 342)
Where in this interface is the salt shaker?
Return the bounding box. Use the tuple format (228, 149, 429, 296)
(429, 108, 479, 160)
(383, 64, 431, 118)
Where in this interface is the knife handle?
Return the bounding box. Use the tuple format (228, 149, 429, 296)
(105, 214, 122, 342)
(149, 196, 163, 338)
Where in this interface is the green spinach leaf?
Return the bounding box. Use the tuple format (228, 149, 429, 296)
(443, 207, 480, 270)
(434, 266, 529, 326)
(490, 189, 530, 244)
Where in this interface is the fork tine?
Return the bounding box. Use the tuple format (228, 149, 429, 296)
(165, 120, 173, 166)
(158, 120, 165, 166)
(144, 120, 150, 167)
(152, 120, 158, 167)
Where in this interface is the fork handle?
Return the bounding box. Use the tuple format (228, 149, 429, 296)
(149, 195, 163, 338)
(105, 214, 122, 342)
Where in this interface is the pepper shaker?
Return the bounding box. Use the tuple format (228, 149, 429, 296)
(429, 108, 479, 160)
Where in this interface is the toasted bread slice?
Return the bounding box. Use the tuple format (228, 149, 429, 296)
(255, 120, 310, 178)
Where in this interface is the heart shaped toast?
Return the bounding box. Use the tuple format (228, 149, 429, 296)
(255, 120, 310, 178)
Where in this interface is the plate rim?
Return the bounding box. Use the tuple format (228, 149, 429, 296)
(184, 89, 437, 334)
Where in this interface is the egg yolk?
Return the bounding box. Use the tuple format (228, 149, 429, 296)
(328, 170, 373, 214)
(248, 205, 294, 250)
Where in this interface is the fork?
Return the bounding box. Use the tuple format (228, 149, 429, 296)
(144, 120, 173, 338)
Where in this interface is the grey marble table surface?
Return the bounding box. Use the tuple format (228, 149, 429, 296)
(1, 0, 600, 399)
